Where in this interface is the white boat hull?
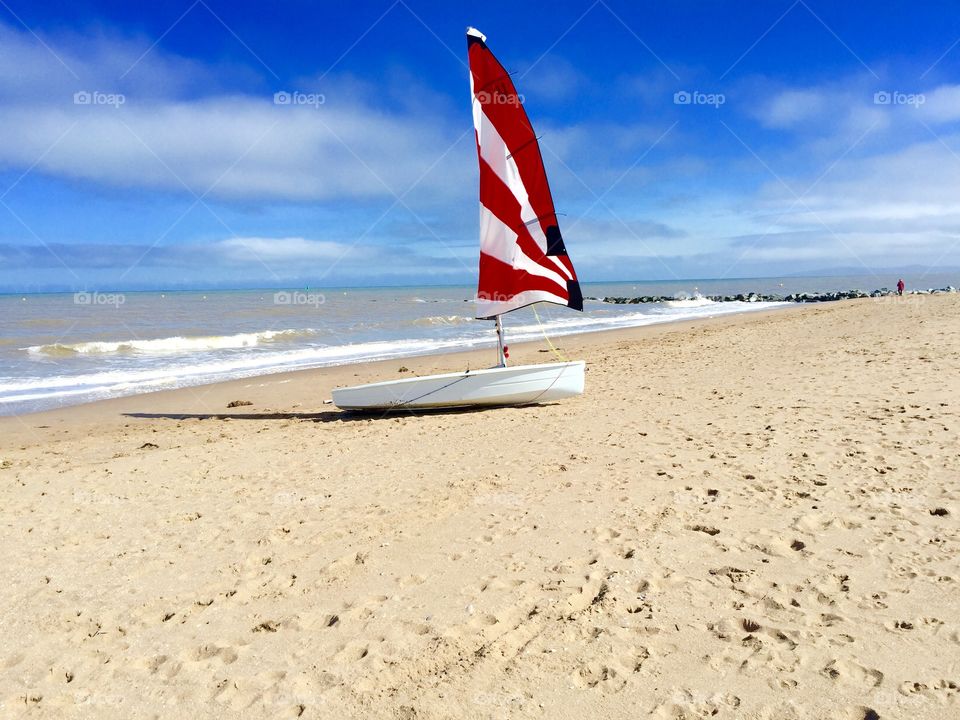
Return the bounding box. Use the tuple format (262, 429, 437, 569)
(331, 360, 584, 411)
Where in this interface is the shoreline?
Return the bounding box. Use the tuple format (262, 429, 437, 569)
(0, 302, 803, 439)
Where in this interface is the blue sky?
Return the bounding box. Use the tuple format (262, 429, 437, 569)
(2, 0, 960, 291)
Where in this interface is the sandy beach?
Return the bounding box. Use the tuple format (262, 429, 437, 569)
(1, 295, 958, 719)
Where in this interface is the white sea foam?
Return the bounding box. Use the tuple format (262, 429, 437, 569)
(411, 315, 475, 327)
(25, 329, 315, 356)
(662, 295, 716, 308)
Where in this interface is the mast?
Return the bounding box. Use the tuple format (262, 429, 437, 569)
(494, 315, 506, 367)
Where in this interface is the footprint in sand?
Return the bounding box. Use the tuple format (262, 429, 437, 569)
(651, 690, 741, 719)
(185, 643, 239, 665)
(396, 574, 426, 588)
(469, 613, 500, 629)
(899, 678, 959, 702)
(141, 654, 182, 679)
(570, 648, 648, 694)
(592, 526, 623, 542)
(333, 642, 371, 663)
(565, 572, 609, 614)
(821, 658, 883, 688)
(403, 621, 432, 636)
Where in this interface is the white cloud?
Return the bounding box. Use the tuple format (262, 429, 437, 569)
(748, 84, 891, 149)
(0, 22, 238, 101)
(758, 89, 828, 128)
(716, 132, 960, 272)
(0, 98, 474, 201)
(216, 236, 356, 262)
(765, 137, 960, 224)
(919, 84, 960, 123)
(0, 22, 473, 203)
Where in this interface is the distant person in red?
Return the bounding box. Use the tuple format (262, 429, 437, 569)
(897, 278, 905, 296)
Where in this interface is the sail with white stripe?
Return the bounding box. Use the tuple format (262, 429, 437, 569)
(467, 27, 583, 320)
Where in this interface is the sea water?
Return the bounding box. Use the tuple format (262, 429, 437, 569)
(2, 274, 955, 415)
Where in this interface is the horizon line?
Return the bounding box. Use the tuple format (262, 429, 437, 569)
(3, 269, 959, 297)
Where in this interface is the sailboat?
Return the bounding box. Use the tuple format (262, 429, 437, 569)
(331, 27, 585, 410)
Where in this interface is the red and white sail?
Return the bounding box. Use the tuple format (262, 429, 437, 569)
(467, 27, 583, 320)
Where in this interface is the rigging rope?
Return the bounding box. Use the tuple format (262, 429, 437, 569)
(532, 305, 568, 362)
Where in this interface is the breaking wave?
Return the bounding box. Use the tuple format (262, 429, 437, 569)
(411, 315, 475, 327)
(662, 294, 717, 308)
(25, 329, 316, 356)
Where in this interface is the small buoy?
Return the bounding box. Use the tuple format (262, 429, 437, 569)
(503, 345, 510, 359)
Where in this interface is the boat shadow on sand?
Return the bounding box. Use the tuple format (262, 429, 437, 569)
(123, 404, 556, 423)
